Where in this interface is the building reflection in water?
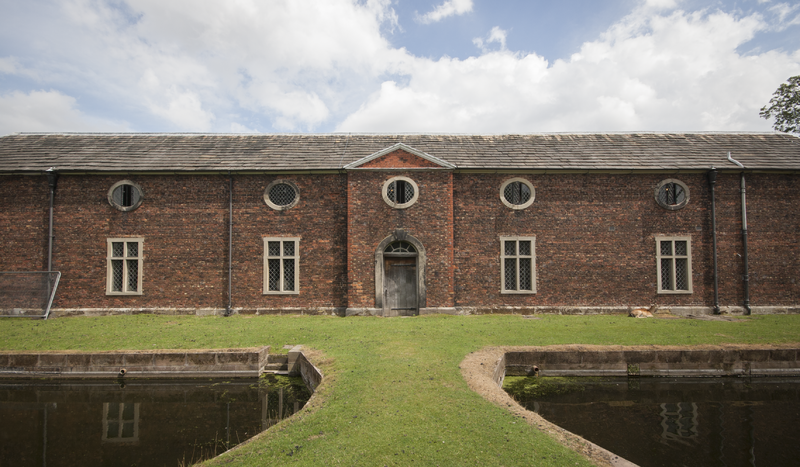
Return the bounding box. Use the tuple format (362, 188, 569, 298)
(0, 376, 310, 467)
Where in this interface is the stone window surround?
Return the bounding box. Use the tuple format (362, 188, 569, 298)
(500, 236, 537, 294)
(500, 177, 535, 210)
(263, 237, 300, 295)
(654, 178, 690, 211)
(264, 179, 300, 211)
(107, 180, 144, 212)
(106, 237, 144, 296)
(656, 235, 693, 294)
(381, 176, 420, 209)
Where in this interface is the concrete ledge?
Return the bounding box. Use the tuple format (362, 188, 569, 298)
(0, 347, 270, 379)
(503, 345, 800, 377)
(287, 345, 323, 393)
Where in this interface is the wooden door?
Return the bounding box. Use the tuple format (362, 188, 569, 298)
(384, 257, 417, 316)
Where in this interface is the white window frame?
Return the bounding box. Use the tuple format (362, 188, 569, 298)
(263, 237, 300, 294)
(500, 236, 537, 294)
(382, 176, 419, 209)
(500, 177, 535, 210)
(102, 402, 140, 443)
(656, 236, 693, 294)
(106, 238, 143, 295)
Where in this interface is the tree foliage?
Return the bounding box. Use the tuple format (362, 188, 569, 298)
(760, 75, 800, 134)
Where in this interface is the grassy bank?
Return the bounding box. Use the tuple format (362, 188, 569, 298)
(2, 313, 799, 466)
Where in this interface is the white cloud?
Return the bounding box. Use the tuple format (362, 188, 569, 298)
(416, 0, 473, 24)
(0, 90, 127, 135)
(338, 3, 800, 132)
(473, 27, 508, 53)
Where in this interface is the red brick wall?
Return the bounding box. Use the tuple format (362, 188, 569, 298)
(358, 149, 441, 169)
(51, 174, 229, 309)
(453, 172, 797, 309)
(347, 170, 454, 309)
(0, 176, 49, 272)
(1, 169, 797, 314)
(232, 174, 347, 311)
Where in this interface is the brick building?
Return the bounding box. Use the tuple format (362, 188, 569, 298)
(0, 133, 798, 317)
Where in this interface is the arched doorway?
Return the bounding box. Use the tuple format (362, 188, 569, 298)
(374, 231, 426, 316)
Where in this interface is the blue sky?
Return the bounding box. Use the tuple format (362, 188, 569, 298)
(0, 0, 798, 135)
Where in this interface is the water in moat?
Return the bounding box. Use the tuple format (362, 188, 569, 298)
(0, 375, 310, 467)
(504, 376, 800, 467)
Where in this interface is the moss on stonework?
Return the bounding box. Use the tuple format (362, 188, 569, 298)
(503, 376, 596, 399)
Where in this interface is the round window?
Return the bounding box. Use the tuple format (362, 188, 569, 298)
(107, 180, 144, 212)
(500, 178, 535, 210)
(655, 179, 689, 210)
(264, 180, 300, 210)
(382, 176, 419, 209)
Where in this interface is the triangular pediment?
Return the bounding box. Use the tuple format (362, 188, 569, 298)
(344, 143, 456, 170)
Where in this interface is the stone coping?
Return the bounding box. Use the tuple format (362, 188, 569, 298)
(0, 346, 324, 390)
(502, 344, 800, 379)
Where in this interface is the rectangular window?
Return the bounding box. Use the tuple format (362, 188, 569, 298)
(500, 236, 536, 294)
(102, 402, 139, 443)
(263, 237, 300, 294)
(656, 236, 692, 294)
(106, 238, 143, 295)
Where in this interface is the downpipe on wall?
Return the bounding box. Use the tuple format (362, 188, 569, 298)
(225, 171, 233, 317)
(727, 153, 751, 315)
(707, 168, 720, 314)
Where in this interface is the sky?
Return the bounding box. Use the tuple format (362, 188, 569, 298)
(0, 0, 798, 135)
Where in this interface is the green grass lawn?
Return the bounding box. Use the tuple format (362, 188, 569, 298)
(2, 313, 799, 466)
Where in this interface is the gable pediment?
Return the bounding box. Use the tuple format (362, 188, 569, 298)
(344, 143, 456, 170)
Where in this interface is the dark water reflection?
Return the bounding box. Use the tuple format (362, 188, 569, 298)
(0, 376, 310, 467)
(505, 376, 800, 467)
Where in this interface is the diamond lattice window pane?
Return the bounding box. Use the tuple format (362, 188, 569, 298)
(675, 258, 688, 290)
(661, 258, 673, 290)
(504, 182, 531, 205)
(675, 241, 687, 256)
(127, 260, 138, 291)
(660, 241, 672, 256)
(504, 258, 517, 290)
(283, 259, 295, 291)
(519, 258, 532, 290)
(268, 184, 296, 207)
(112, 260, 123, 292)
(504, 241, 516, 256)
(519, 241, 531, 256)
(283, 241, 295, 257)
(659, 183, 685, 206)
(268, 259, 280, 291)
(387, 181, 397, 202)
(112, 242, 124, 257)
(127, 242, 138, 258)
(268, 241, 281, 256)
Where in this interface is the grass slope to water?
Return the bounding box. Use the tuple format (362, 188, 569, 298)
(2, 314, 799, 466)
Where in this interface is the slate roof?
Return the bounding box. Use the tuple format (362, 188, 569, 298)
(0, 132, 798, 172)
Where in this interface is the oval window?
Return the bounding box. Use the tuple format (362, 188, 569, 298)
(108, 180, 144, 212)
(655, 179, 689, 210)
(500, 178, 535, 210)
(382, 176, 419, 209)
(264, 180, 300, 210)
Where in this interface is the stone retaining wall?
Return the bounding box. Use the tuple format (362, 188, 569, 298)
(504, 346, 800, 378)
(0, 347, 270, 379)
